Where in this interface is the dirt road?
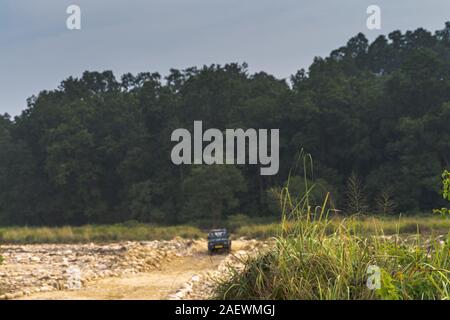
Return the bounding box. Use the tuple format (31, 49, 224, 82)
(18, 255, 225, 300)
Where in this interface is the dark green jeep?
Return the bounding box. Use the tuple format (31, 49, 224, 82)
(207, 228, 231, 253)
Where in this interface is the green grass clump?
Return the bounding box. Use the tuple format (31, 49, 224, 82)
(215, 184, 450, 300)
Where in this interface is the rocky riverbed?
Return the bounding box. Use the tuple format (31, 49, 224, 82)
(0, 238, 266, 300)
(0, 238, 197, 299)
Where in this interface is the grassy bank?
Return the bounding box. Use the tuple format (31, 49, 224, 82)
(215, 191, 450, 300)
(0, 224, 203, 244)
(235, 215, 450, 239)
(0, 215, 448, 244)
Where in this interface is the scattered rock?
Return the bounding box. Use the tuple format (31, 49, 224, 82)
(0, 239, 198, 299)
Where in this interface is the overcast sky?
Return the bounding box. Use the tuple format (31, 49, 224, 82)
(1, 0, 450, 116)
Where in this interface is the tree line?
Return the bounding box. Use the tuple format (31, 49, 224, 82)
(1, 23, 450, 226)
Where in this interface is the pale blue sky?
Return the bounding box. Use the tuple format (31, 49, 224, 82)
(1, 0, 450, 116)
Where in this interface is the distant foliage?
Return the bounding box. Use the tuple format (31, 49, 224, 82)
(442, 170, 450, 201)
(434, 170, 450, 216)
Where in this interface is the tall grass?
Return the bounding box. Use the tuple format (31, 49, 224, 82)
(215, 157, 450, 300)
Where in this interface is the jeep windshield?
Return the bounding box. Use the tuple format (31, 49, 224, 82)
(208, 231, 227, 239)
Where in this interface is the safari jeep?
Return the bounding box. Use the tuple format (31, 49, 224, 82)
(207, 228, 232, 254)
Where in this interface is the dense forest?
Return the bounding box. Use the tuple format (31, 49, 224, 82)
(1, 23, 450, 226)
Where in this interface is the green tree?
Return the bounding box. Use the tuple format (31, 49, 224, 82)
(126, 180, 167, 224)
(182, 166, 247, 227)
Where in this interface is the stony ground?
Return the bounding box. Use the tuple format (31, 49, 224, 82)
(0, 238, 266, 300)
